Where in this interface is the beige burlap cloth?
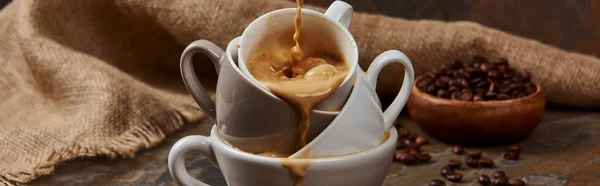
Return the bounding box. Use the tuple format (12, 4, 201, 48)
(1, 0, 599, 184)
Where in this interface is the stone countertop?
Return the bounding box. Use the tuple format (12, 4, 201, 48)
(30, 109, 600, 186)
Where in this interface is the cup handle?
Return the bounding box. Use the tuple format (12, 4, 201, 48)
(168, 135, 218, 186)
(366, 50, 415, 129)
(180, 40, 224, 121)
(324, 1, 353, 29)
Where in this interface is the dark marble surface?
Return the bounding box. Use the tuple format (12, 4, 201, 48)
(30, 110, 600, 186)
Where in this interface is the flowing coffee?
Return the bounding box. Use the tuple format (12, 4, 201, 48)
(246, 0, 348, 156)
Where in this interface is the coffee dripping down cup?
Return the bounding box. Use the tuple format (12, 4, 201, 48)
(179, 0, 414, 157)
(170, 1, 415, 185)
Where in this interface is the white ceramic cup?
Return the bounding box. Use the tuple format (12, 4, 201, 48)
(168, 125, 398, 186)
(237, 1, 357, 111)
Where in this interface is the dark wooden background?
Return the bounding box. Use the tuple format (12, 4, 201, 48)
(303, 0, 600, 58)
(1, 0, 598, 57)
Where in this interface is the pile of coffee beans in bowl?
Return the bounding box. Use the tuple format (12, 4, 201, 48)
(416, 56, 536, 101)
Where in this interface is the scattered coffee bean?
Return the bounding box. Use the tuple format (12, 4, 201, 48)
(478, 158, 495, 168)
(446, 172, 463, 182)
(508, 179, 525, 186)
(478, 175, 491, 185)
(503, 151, 519, 160)
(491, 177, 508, 186)
(400, 153, 419, 165)
(468, 150, 483, 159)
(407, 149, 420, 155)
(507, 144, 522, 153)
(416, 136, 429, 145)
(452, 145, 464, 154)
(394, 151, 405, 161)
(396, 141, 406, 149)
(465, 157, 479, 168)
(493, 171, 506, 179)
(440, 166, 455, 177)
(429, 179, 446, 186)
(397, 128, 410, 139)
(460, 91, 474, 101)
(418, 153, 432, 162)
(416, 56, 535, 101)
(404, 139, 421, 149)
(447, 160, 462, 169)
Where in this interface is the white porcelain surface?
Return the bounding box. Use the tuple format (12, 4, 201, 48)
(290, 51, 414, 158)
(168, 125, 398, 186)
(237, 1, 355, 111)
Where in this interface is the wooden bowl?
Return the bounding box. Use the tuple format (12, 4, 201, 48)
(407, 79, 545, 145)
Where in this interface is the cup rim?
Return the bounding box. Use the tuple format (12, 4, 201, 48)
(237, 7, 359, 93)
(210, 125, 397, 163)
(226, 37, 340, 116)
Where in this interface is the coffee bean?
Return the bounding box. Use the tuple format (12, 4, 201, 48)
(436, 79, 449, 88)
(404, 139, 421, 149)
(473, 95, 484, 101)
(447, 160, 462, 169)
(468, 150, 482, 159)
(465, 157, 478, 168)
(407, 149, 420, 155)
(475, 88, 487, 93)
(508, 179, 525, 186)
(400, 153, 419, 165)
(497, 93, 510, 100)
(460, 91, 473, 101)
(437, 89, 450, 98)
(488, 70, 501, 80)
(480, 63, 490, 73)
(478, 175, 491, 185)
(470, 77, 483, 84)
(476, 81, 490, 88)
(429, 179, 446, 186)
(440, 166, 455, 176)
(396, 141, 405, 149)
(508, 144, 522, 153)
(417, 79, 430, 89)
(485, 92, 498, 99)
(491, 177, 508, 186)
(493, 171, 506, 178)
(446, 173, 463, 182)
(397, 128, 410, 139)
(459, 79, 470, 88)
(425, 72, 437, 79)
(416, 136, 429, 145)
(450, 91, 460, 100)
(478, 158, 495, 168)
(418, 153, 432, 162)
(452, 145, 464, 154)
(509, 83, 522, 90)
(503, 151, 519, 160)
(448, 86, 459, 92)
(394, 151, 404, 161)
(426, 84, 437, 94)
